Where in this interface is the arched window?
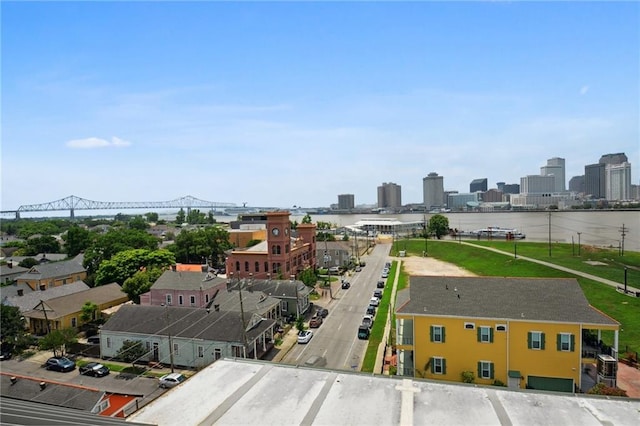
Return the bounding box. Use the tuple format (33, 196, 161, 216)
(255, 262, 260, 272)
(244, 261, 249, 272)
(264, 262, 269, 273)
(235, 261, 240, 271)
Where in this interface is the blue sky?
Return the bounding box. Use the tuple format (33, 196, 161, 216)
(2, 1, 638, 210)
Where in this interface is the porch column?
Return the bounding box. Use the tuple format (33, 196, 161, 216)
(613, 330, 619, 359)
(254, 339, 257, 359)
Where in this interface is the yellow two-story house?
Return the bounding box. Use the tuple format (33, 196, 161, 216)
(395, 276, 619, 393)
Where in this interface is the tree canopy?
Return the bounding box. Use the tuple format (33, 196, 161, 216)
(95, 248, 175, 286)
(122, 267, 165, 303)
(0, 304, 26, 343)
(116, 339, 147, 363)
(428, 214, 450, 239)
(83, 228, 159, 276)
(62, 225, 93, 257)
(38, 328, 77, 357)
(167, 226, 231, 265)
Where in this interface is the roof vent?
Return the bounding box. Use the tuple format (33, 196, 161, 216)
(39, 381, 46, 390)
(17, 289, 24, 297)
(10, 376, 17, 385)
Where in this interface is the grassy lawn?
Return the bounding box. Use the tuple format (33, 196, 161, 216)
(361, 261, 397, 373)
(387, 239, 640, 356)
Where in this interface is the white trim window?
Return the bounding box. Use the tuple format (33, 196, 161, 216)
(431, 357, 446, 375)
(197, 346, 204, 358)
(528, 331, 545, 350)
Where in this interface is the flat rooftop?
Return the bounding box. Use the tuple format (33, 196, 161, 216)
(128, 359, 640, 426)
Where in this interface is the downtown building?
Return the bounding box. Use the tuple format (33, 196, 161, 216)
(377, 182, 402, 211)
(423, 172, 445, 211)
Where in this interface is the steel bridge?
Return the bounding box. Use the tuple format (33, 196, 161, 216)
(1, 195, 238, 219)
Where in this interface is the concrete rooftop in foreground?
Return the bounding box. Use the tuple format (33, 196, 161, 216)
(128, 359, 640, 426)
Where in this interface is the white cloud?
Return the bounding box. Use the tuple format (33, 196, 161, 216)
(66, 136, 131, 149)
(580, 85, 590, 95)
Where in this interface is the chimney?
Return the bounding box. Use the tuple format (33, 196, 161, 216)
(10, 376, 17, 385)
(17, 289, 23, 297)
(7, 262, 12, 269)
(39, 381, 46, 390)
(39, 285, 46, 291)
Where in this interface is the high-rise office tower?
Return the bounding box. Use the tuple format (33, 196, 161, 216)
(584, 163, 606, 199)
(470, 178, 488, 193)
(377, 182, 402, 209)
(568, 175, 585, 194)
(423, 172, 444, 210)
(337, 194, 355, 210)
(605, 162, 632, 201)
(520, 175, 555, 194)
(541, 157, 566, 192)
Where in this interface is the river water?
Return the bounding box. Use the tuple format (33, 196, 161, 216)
(283, 211, 640, 253)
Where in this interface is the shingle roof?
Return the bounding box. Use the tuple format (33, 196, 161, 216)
(2, 280, 90, 312)
(209, 289, 280, 315)
(228, 279, 311, 299)
(25, 283, 128, 320)
(396, 276, 619, 326)
(101, 304, 275, 343)
(16, 256, 85, 281)
(0, 373, 103, 412)
(151, 270, 225, 291)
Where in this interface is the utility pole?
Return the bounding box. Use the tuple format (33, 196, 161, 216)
(619, 224, 627, 256)
(238, 277, 248, 358)
(577, 232, 582, 256)
(163, 304, 175, 373)
(548, 211, 552, 257)
(39, 300, 51, 335)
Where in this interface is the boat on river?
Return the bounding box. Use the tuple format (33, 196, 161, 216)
(451, 226, 526, 240)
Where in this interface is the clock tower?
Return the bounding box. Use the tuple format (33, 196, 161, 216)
(266, 211, 291, 277)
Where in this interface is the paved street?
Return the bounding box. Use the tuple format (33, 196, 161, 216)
(278, 243, 391, 370)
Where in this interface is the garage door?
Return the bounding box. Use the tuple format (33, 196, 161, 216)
(527, 376, 574, 393)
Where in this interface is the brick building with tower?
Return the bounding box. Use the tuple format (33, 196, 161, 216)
(225, 211, 317, 280)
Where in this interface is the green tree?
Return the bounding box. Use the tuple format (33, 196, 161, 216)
(295, 316, 305, 333)
(290, 220, 299, 230)
(176, 208, 186, 224)
(168, 226, 231, 265)
(297, 268, 318, 287)
(187, 209, 207, 224)
(83, 228, 159, 276)
(301, 214, 312, 224)
(428, 214, 450, 239)
(145, 212, 159, 222)
(317, 232, 335, 242)
(62, 225, 93, 257)
(116, 339, 147, 364)
(122, 267, 164, 303)
(95, 248, 175, 286)
(25, 235, 60, 255)
(246, 239, 261, 248)
(128, 216, 149, 231)
(38, 328, 77, 357)
(18, 257, 38, 268)
(0, 304, 26, 344)
(80, 301, 99, 323)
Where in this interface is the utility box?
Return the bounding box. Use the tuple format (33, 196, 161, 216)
(596, 354, 617, 387)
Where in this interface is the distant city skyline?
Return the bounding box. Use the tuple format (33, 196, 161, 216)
(2, 2, 638, 210)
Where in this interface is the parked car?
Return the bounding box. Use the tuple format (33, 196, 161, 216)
(159, 373, 187, 388)
(45, 357, 76, 372)
(370, 297, 380, 307)
(373, 289, 383, 299)
(309, 316, 323, 328)
(366, 305, 376, 315)
(87, 336, 100, 345)
(79, 362, 110, 377)
(316, 307, 329, 318)
(341, 281, 351, 289)
(357, 325, 370, 340)
(381, 271, 389, 278)
(297, 330, 313, 344)
(385, 262, 391, 268)
(362, 315, 374, 329)
(377, 280, 385, 289)
(0, 343, 13, 361)
(304, 355, 327, 368)
(355, 266, 362, 272)
(328, 266, 340, 273)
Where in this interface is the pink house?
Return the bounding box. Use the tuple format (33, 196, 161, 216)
(139, 269, 227, 307)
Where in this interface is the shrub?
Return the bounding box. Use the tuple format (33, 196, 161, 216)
(461, 371, 475, 383)
(587, 383, 628, 397)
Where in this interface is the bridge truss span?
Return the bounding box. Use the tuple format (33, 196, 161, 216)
(3, 195, 237, 219)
